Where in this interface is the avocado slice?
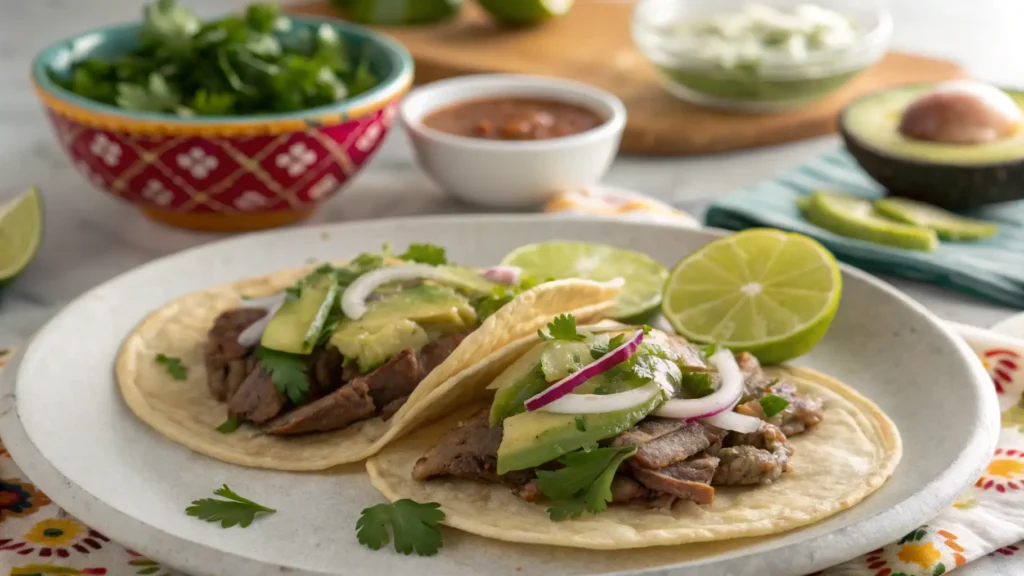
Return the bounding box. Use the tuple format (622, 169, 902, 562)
(840, 83, 1024, 209)
(496, 391, 662, 474)
(800, 191, 939, 251)
(261, 272, 339, 354)
(873, 197, 999, 241)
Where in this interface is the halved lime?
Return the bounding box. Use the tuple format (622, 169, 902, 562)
(662, 229, 842, 364)
(476, 0, 574, 25)
(501, 241, 668, 320)
(0, 187, 43, 288)
(874, 197, 998, 241)
(800, 191, 939, 251)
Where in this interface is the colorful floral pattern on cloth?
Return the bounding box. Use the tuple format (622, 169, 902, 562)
(2, 317, 1024, 574)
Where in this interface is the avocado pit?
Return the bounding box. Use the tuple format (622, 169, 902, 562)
(898, 80, 1022, 145)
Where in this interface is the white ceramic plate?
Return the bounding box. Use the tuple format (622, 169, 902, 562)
(993, 312, 1024, 338)
(0, 215, 999, 576)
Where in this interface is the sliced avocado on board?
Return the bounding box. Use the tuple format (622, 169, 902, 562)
(840, 84, 1024, 209)
(874, 197, 999, 241)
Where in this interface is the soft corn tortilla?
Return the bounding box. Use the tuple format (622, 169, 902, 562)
(115, 267, 619, 471)
(366, 365, 902, 549)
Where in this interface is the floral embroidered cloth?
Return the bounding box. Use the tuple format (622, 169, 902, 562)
(2, 299, 1023, 573)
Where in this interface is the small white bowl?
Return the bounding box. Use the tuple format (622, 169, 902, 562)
(401, 74, 627, 208)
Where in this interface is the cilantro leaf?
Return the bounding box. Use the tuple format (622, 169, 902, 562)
(701, 343, 721, 358)
(472, 275, 544, 322)
(536, 445, 637, 521)
(256, 347, 309, 404)
(116, 73, 181, 112)
(356, 499, 445, 556)
(538, 314, 586, 342)
(574, 415, 588, 432)
(758, 394, 790, 418)
(642, 324, 652, 335)
(155, 353, 188, 380)
(632, 354, 681, 391)
(679, 371, 714, 398)
(590, 333, 626, 360)
(398, 243, 448, 266)
(333, 253, 384, 287)
(185, 484, 275, 528)
(216, 415, 241, 434)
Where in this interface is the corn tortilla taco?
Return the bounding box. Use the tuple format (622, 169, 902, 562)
(365, 320, 902, 549)
(115, 248, 622, 471)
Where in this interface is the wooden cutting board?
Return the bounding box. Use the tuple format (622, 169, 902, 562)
(289, 1, 966, 156)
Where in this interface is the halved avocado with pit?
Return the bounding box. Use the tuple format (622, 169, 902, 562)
(839, 83, 1024, 209)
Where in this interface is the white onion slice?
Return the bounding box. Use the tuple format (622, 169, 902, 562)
(237, 300, 284, 348)
(481, 266, 523, 286)
(536, 381, 663, 415)
(238, 292, 286, 309)
(525, 329, 644, 412)
(653, 349, 743, 420)
(704, 409, 763, 434)
(341, 264, 458, 320)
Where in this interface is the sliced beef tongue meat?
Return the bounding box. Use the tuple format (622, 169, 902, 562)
(713, 424, 793, 485)
(228, 367, 287, 423)
(263, 333, 467, 435)
(204, 308, 267, 401)
(628, 456, 719, 505)
(735, 352, 824, 437)
(613, 418, 725, 470)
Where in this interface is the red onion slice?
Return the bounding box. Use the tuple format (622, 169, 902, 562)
(524, 329, 644, 412)
(481, 266, 523, 286)
(237, 299, 284, 348)
(652, 349, 743, 420)
(341, 264, 460, 320)
(704, 409, 763, 434)
(536, 381, 663, 414)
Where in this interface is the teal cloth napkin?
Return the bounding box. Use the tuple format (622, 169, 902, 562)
(703, 148, 1024, 307)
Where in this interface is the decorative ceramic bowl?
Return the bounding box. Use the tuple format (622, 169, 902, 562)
(32, 17, 413, 232)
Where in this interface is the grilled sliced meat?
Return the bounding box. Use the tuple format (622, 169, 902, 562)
(630, 456, 718, 505)
(610, 476, 678, 509)
(734, 351, 824, 437)
(264, 333, 466, 435)
(713, 424, 792, 485)
(379, 396, 408, 421)
(204, 308, 266, 401)
(613, 418, 725, 470)
(413, 410, 501, 482)
(227, 366, 286, 423)
(308, 346, 344, 400)
(263, 378, 376, 435)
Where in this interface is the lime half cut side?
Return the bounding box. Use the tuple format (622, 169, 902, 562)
(662, 229, 842, 364)
(0, 187, 43, 288)
(501, 240, 668, 320)
(476, 0, 574, 25)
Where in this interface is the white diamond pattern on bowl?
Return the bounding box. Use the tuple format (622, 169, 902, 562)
(275, 142, 318, 177)
(234, 190, 269, 211)
(89, 134, 122, 167)
(355, 121, 383, 153)
(141, 179, 174, 207)
(176, 146, 219, 179)
(307, 174, 339, 200)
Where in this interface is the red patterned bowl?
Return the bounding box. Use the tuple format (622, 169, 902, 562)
(32, 18, 413, 232)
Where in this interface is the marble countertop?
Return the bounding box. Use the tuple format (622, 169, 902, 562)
(1, 0, 1022, 346)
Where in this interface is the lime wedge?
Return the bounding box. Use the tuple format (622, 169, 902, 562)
(501, 241, 668, 320)
(0, 187, 43, 288)
(874, 197, 998, 241)
(476, 0, 574, 25)
(800, 191, 939, 251)
(662, 229, 842, 364)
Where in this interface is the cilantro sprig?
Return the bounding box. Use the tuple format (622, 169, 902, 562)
(536, 445, 637, 521)
(759, 394, 790, 418)
(538, 314, 586, 342)
(398, 243, 448, 266)
(216, 415, 241, 434)
(590, 333, 626, 360)
(185, 485, 275, 528)
(680, 372, 714, 399)
(54, 1, 379, 116)
(256, 347, 309, 404)
(472, 276, 540, 321)
(356, 499, 445, 556)
(155, 353, 188, 380)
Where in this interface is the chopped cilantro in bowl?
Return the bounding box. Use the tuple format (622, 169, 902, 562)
(38, 0, 407, 117)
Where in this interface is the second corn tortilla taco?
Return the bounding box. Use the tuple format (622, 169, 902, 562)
(366, 323, 902, 549)
(116, 256, 622, 471)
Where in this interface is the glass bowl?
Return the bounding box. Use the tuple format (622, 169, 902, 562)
(632, 0, 893, 113)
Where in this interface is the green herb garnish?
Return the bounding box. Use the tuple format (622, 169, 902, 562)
(216, 415, 241, 434)
(537, 314, 586, 342)
(642, 324, 652, 335)
(574, 415, 588, 432)
(680, 372, 714, 399)
(590, 333, 626, 360)
(155, 353, 188, 380)
(472, 275, 542, 322)
(185, 484, 275, 528)
(701, 343, 721, 358)
(536, 445, 637, 521)
(333, 253, 385, 287)
(758, 394, 790, 418)
(632, 354, 681, 390)
(356, 499, 445, 556)
(398, 243, 448, 266)
(256, 346, 309, 404)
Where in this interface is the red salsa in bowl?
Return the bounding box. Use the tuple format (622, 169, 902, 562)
(422, 98, 606, 141)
